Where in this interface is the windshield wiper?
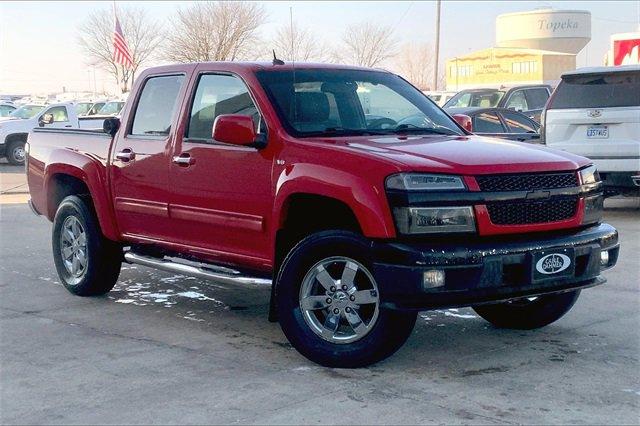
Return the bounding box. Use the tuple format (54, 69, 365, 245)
(306, 127, 389, 136)
(390, 124, 458, 135)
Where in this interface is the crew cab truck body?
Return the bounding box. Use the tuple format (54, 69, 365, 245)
(27, 62, 619, 367)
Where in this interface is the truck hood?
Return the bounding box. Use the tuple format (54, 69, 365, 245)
(337, 134, 591, 175)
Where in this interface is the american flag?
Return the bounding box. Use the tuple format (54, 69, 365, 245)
(113, 14, 133, 68)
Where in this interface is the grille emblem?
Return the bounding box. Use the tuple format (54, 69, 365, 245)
(588, 109, 602, 118)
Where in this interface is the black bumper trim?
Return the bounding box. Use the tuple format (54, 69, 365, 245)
(371, 223, 618, 310)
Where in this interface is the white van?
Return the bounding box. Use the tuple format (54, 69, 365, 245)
(542, 65, 640, 195)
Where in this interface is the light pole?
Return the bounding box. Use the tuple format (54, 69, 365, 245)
(433, 0, 441, 91)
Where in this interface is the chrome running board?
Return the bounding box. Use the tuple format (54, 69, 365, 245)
(124, 252, 272, 287)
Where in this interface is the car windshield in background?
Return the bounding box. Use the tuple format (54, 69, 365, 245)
(75, 103, 93, 115)
(256, 69, 461, 137)
(550, 71, 640, 109)
(9, 104, 45, 119)
(445, 90, 506, 108)
(98, 102, 124, 115)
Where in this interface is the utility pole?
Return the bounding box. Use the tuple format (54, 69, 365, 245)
(433, 0, 441, 91)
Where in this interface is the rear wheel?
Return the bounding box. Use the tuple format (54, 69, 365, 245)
(276, 230, 417, 368)
(473, 290, 580, 330)
(6, 140, 25, 165)
(52, 195, 122, 296)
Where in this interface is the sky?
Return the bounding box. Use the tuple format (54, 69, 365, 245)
(1, 0, 639, 95)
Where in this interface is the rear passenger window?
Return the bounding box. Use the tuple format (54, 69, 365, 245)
(473, 112, 504, 133)
(187, 74, 259, 141)
(131, 75, 184, 136)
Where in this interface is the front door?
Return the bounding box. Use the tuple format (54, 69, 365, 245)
(168, 71, 274, 270)
(110, 73, 186, 241)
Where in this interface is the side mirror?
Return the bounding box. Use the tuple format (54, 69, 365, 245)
(103, 117, 120, 136)
(213, 114, 258, 147)
(452, 114, 473, 132)
(39, 113, 54, 127)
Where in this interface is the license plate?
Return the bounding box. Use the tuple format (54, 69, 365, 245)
(587, 126, 608, 139)
(532, 248, 575, 282)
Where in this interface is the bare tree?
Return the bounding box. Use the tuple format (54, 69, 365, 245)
(165, 1, 266, 63)
(397, 42, 434, 91)
(78, 7, 163, 93)
(271, 22, 328, 62)
(338, 22, 398, 67)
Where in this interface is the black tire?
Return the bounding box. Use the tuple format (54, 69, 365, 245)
(52, 195, 122, 296)
(6, 139, 26, 165)
(473, 290, 580, 330)
(276, 230, 417, 368)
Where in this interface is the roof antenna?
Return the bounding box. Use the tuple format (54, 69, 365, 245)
(272, 50, 284, 66)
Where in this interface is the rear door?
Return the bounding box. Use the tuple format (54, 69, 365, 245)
(110, 73, 187, 240)
(544, 70, 640, 172)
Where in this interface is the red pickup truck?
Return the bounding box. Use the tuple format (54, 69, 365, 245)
(26, 62, 618, 367)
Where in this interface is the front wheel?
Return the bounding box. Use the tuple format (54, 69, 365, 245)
(473, 290, 580, 330)
(276, 231, 417, 368)
(6, 140, 26, 165)
(52, 195, 122, 296)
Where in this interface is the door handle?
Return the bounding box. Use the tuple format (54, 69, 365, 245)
(115, 148, 135, 162)
(172, 153, 195, 166)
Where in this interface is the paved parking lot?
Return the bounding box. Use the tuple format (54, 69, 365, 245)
(1, 163, 638, 424)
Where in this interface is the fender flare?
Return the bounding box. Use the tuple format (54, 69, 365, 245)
(44, 152, 119, 241)
(271, 163, 396, 241)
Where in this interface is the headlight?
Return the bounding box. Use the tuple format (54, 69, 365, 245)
(386, 173, 466, 191)
(579, 165, 600, 185)
(393, 206, 476, 234)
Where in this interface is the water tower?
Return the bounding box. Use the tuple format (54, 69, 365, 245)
(496, 9, 591, 54)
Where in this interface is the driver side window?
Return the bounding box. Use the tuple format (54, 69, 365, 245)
(44, 106, 69, 122)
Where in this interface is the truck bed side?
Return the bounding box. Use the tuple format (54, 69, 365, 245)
(27, 128, 120, 240)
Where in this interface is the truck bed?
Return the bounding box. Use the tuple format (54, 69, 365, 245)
(27, 127, 113, 219)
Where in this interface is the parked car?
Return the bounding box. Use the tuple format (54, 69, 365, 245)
(424, 91, 457, 107)
(447, 107, 540, 142)
(0, 103, 79, 165)
(444, 85, 551, 123)
(26, 62, 617, 367)
(0, 102, 16, 117)
(542, 65, 639, 196)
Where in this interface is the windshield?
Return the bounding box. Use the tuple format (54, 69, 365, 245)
(444, 90, 506, 108)
(256, 69, 462, 137)
(9, 104, 45, 119)
(97, 102, 124, 116)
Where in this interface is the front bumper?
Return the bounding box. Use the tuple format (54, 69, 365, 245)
(372, 223, 618, 310)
